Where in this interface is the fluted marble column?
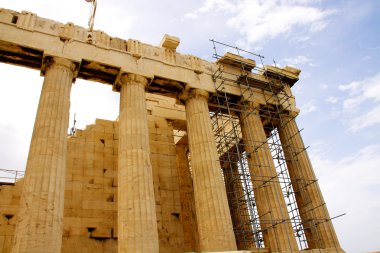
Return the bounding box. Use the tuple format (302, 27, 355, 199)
(184, 88, 237, 252)
(175, 142, 199, 252)
(278, 114, 342, 250)
(239, 102, 298, 252)
(11, 57, 76, 253)
(118, 74, 159, 253)
(222, 159, 257, 250)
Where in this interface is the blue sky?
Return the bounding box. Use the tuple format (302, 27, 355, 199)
(1, 0, 379, 252)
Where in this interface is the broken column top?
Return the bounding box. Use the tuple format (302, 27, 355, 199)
(217, 52, 256, 72)
(159, 34, 180, 51)
(263, 65, 301, 86)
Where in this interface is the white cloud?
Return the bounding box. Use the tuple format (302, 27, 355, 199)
(95, 3, 134, 38)
(361, 55, 371, 61)
(184, 12, 198, 19)
(325, 96, 339, 104)
(70, 80, 119, 130)
(185, 0, 236, 19)
(0, 65, 41, 134)
(320, 83, 329, 90)
(185, 0, 334, 45)
(0, 64, 42, 170)
(0, 63, 119, 171)
(283, 55, 314, 67)
(290, 35, 311, 43)
(347, 105, 380, 132)
(339, 73, 380, 100)
(309, 20, 328, 32)
(197, 0, 236, 13)
(235, 39, 262, 52)
(310, 144, 380, 252)
(300, 99, 317, 115)
(338, 72, 380, 132)
(227, 0, 334, 44)
(1, 0, 134, 39)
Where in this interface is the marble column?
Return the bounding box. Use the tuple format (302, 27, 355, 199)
(118, 74, 159, 253)
(175, 141, 199, 252)
(222, 158, 257, 250)
(184, 88, 237, 252)
(11, 57, 76, 253)
(278, 114, 342, 250)
(239, 101, 298, 252)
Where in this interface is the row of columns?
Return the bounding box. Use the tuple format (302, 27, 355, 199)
(222, 153, 257, 250)
(11, 56, 341, 253)
(12, 58, 76, 253)
(239, 102, 298, 251)
(184, 89, 237, 251)
(279, 115, 341, 249)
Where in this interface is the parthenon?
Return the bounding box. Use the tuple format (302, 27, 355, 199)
(0, 8, 344, 253)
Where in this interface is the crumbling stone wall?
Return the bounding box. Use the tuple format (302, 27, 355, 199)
(0, 115, 184, 253)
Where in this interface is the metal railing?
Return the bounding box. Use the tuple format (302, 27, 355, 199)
(0, 168, 24, 183)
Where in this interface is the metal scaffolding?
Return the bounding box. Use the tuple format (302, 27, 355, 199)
(0, 168, 24, 184)
(207, 39, 332, 250)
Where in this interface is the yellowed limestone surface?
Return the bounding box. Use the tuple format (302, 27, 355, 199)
(118, 74, 159, 253)
(222, 160, 256, 250)
(0, 7, 345, 253)
(175, 138, 199, 252)
(239, 103, 298, 252)
(11, 57, 76, 253)
(279, 115, 342, 250)
(0, 97, 186, 253)
(185, 89, 237, 252)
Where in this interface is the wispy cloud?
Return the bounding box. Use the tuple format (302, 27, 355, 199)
(227, 0, 335, 45)
(300, 99, 317, 115)
(338, 72, 380, 132)
(283, 55, 314, 67)
(310, 144, 380, 252)
(325, 96, 339, 104)
(346, 105, 380, 132)
(339, 73, 380, 109)
(184, 0, 236, 19)
(290, 35, 311, 43)
(186, 0, 335, 45)
(319, 83, 329, 90)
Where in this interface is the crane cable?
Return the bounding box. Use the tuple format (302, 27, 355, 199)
(85, 0, 97, 43)
(86, 0, 97, 32)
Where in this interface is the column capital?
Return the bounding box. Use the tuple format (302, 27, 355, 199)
(277, 110, 299, 128)
(286, 110, 299, 118)
(239, 107, 299, 250)
(239, 99, 261, 115)
(12, 56, 74, 253)
(118, 71, 159, 251)
(41, 56, 78, 77)
(185, 89, 237, 251)
(113, 73, 149, 91)
(179, 88, 209, 103)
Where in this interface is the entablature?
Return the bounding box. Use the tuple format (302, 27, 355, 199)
(0, 8, 300, 114)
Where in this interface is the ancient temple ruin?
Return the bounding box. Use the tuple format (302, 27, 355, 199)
(0, 8, 344, 253)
